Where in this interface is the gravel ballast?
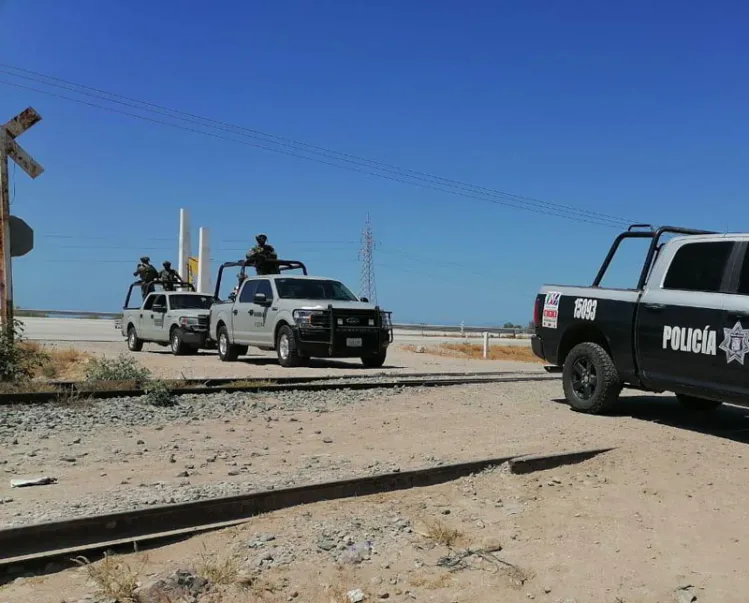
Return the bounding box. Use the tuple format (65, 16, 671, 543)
(0, 380, 746, 534)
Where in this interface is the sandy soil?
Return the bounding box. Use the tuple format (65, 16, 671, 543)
(3, 437, 747, 603)
(0, 377, 747, 602)
(37, 341, 543, 380)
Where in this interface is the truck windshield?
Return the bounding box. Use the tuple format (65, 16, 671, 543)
(170, 295, 214, 310)
(275, 278, 358, 301)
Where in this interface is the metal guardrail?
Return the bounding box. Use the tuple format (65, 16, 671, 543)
(14, 310, 533, 335)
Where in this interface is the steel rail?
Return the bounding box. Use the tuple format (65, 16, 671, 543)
(45, 369, 544, 390)
(0, 448, 612, 573)
(0, 374, 559, 405)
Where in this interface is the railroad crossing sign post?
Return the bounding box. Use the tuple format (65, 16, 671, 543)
(0, 107, 44, 341)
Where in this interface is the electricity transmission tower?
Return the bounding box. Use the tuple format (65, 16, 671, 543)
(358, 213, 377, 304)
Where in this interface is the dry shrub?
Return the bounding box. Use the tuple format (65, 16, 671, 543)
(72, 553, 147, 602)
(417, 518, 464, 547)
(402, 342, 543, 363)
(194, 546, 242, 586)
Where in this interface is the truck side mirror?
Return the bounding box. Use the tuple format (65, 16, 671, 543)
(152, 304, 166, 313)
(253, 293, 271, 306)
(360, 297, 369, 303)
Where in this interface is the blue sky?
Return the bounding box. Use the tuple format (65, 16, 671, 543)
(0, 0, 746, 324)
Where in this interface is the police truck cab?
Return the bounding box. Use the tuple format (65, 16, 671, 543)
(532, 225, 748, 414)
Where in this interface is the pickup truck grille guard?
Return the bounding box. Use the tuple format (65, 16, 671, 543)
(296, 306, 393, 354)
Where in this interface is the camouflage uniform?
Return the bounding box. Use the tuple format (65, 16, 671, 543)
(159, 261, 184, 292)
(245, 233, 279, 275)
(134, 256, 159, 299)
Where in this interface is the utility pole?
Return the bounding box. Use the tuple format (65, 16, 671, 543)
(0, 108, 44, 340)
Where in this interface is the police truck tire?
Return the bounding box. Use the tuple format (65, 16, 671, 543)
(276, 325, 302, 368)
(217, 326, 239, 362)
(361, 351, 387, 368)
(676, 394, 722, 412)
(127, 326, 143, 352)
(562, 342, 622, 414)
(170, 328, 187, 356)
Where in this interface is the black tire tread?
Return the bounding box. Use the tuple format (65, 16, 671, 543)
(562, 342, 621, 414)
(170, 328, 187, 356)
(218, 325, 239, 362)
(277, 325, 301, 368)
(127, 326, 144, 352)
(361, 350, 387, 368)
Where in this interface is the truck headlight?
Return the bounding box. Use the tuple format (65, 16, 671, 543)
(293, 309, 324, 327)
(178, 316, 200, 328)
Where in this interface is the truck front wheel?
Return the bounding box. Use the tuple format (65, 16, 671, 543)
(361, 351, 387, 368)
(170, 328, 188, 356)
(217, 325, 241, 362)
(562, 342, 622, 414)
(276, 325, 303, 367)
(127, 326, 143, 352)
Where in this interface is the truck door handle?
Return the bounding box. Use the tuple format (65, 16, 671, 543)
(644, 303, 666, 312)
(232, 309, 238, 315)
(248, 310, 254, 315)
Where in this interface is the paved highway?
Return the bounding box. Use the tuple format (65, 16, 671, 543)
(17, 317, 532, 347)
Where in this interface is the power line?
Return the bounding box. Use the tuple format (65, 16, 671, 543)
(0, 64, 636, 228)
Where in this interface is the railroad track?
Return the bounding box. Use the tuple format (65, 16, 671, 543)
(0, 448, 612, 577)
(0, 371, 560, 405)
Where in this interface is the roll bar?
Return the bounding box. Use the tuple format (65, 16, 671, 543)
(592, 224, 716, 290)
(213, 259, 308, 300)
(123, 280, 196, 310)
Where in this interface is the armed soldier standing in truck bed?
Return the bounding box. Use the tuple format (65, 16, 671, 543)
(134, 256, 159, 299)
(159, 261, 185, 291)
(246, 233, 280, 275)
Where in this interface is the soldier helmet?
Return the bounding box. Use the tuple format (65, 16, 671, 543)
(140, 256, 150, 263)
(255, 233, 267, 243)
(163, 261, 171, 268)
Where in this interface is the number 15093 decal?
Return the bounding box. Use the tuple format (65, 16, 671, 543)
(573, 298, 597, 321)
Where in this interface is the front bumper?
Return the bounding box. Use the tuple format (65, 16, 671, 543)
(178, 326, 209, 347)
(290, 306, 394, 358)
(294, 326, 391, 358)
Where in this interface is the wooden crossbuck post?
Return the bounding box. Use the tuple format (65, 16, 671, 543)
(0, 107, 44, 340)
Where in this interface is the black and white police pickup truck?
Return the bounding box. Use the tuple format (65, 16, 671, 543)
(532, 224, 748, 414)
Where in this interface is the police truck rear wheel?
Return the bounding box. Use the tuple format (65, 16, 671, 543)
(562, 342, 621, 414)
(127, 326, 143, 352)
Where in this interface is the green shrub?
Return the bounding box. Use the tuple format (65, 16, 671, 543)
(0, 319, 48, 383)
(144, 380, 175, 407)
(84, 353, 151, 386)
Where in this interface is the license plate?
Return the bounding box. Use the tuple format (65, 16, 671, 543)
(346, 337, 363, 347)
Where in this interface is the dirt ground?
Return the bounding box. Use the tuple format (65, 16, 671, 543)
(1, 376, 747, 602)
(3, 441, 747, 603)
(35, 341, 543, 380)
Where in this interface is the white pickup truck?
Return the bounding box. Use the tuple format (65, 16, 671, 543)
(208, 260, 393, 367)
(120, 281, 214, 355)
